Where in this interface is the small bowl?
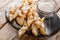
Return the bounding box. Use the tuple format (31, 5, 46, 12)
(37, 0, 60, 18)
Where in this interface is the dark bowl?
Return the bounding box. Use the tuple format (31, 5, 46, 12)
(5, 9, 60, 38)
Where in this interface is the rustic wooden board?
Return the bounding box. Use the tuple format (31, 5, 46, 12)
(0, 0, 60, 40)
(0, 23, 17, 40)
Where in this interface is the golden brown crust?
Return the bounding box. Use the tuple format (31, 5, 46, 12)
(8, 0, 47, 38)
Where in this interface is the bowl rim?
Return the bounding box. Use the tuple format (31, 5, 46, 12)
(37, 0, 60, 14)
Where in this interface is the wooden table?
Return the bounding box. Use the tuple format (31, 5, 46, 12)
(0, 0, 60, 40)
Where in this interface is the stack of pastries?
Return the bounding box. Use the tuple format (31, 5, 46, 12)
(8, 0, 47, 38)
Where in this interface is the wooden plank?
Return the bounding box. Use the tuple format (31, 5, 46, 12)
(0, 10, 6, 28)
(0, 23, 17, 40)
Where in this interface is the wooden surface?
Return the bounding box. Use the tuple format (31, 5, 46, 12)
(0, 0, 60, 40)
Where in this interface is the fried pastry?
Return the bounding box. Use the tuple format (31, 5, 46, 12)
(31, 23, 38, 36)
